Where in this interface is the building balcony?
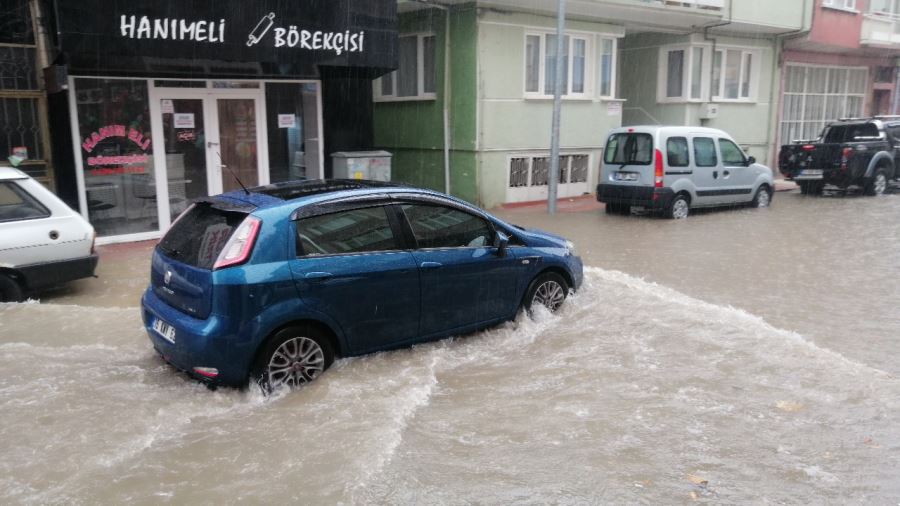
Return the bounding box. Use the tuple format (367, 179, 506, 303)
(861, 13, 900, 48)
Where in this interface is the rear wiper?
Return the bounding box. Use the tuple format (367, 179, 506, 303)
(159, 245, 180, 258)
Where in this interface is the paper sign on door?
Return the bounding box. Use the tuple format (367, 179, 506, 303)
(173, 113, 195, 129)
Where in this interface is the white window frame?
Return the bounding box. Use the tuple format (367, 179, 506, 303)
(523, 30, 595, 99)
(374, 32, 437, 102)
(657, 44, 760, 103)
(657, 44, 709, 103)
(712, 47, 760, 102)
(596, 36, 618, 99)
(869, 0, 900, 16)
(778, 63, 869, 145)
(823, 0, 857, 11)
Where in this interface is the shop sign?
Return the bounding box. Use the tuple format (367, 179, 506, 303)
(81, 124, 151, 176)
(55, 0, 397, 74)
(173, 113, 195, 129)
(278, 114, 296, 129)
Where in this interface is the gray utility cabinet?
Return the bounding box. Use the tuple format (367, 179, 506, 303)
(331, 151, 392, 181)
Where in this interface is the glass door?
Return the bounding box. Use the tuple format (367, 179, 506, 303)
(149, 83, 267, 229)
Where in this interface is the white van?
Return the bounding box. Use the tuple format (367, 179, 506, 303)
(0, 167, 97, 301)
(596, 126, 774, 219)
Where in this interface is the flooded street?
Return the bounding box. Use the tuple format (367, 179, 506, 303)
(2, 191, 900, 503)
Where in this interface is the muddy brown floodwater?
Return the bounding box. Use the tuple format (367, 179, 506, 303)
(1, 190, 899, 504)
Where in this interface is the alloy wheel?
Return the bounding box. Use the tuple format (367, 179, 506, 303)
(266, 336, 325, 388)
(532, 280, 566, 311)
(672, 198, 689, 219)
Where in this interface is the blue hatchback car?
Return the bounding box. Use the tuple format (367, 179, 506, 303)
(141, 180, 583, 390)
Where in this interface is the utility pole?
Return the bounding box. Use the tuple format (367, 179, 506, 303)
(548, 0, 565, 214)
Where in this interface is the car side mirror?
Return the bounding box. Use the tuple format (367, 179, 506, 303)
(746, 156, 756, 166)
(494, 231, 509, 257)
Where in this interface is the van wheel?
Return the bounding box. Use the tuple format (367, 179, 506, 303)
(664, 193, 690, 219)
(524, 272, 568, 313)
(864, 169, 888, 196)
(0, 274, 25, 303)
(251, 326, 334, 393)
(750, 185, 772, 208)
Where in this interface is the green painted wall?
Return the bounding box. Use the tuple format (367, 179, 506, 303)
(373, 5, 479, 204)
(475, 9, 625, 207)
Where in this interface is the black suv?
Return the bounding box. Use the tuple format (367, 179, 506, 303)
(778, 117, 899, 195)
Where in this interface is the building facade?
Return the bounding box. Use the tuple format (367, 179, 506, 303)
(375, 0, 813, 208)
(779, 0, 900, 149)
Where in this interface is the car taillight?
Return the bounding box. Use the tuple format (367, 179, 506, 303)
(213, 216, 261, 270)
(840, 147, 854, 171)
(801, 144, 816, 151)
(654, 148, 664, 188)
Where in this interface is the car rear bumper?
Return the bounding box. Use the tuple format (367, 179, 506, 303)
(17, 254, 98, 290)
(596, 184, 675, 209)
(141, 287, 247, 387)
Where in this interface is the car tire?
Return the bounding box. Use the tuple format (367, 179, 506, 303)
(664, 193, 690, 219)
(750, 185, 773, 208)
(251, 325, 335, 393)
(799, 181, 823, 195)
(523, 272, 569, 313)
(0, 273, 25, 303)
(864, 169, 888, 196)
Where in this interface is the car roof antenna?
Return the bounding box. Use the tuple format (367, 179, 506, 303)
(215, 150, 250, 195)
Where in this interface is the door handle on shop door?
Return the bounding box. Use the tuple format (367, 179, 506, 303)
(420, 262, 443, 270)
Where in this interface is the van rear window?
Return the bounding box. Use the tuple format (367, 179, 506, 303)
(604, 133, 653, 165)
(158, 204, 247, 269)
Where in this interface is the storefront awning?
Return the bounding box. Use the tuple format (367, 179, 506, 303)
(52, 0, 398, 79)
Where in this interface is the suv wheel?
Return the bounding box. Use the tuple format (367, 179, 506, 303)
(251, 326, 334, 393)
(864, 169, 888, 196)
(524, 272, 568, 313)
(750, 185, 772, 208)
(0, 273, 24, 303)
(664, 193, 690, 219)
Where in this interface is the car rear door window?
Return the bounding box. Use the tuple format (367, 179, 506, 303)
(296, 206, 398, 256)
(666, 137, 690, 167)
(719, 138, 746, 166)
(401, 204, 493, 249)
(693, 137, 718, 167)
(604, 133, 653, 165)
(0, 181, 50, 222)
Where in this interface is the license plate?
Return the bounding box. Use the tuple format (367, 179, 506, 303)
(801, 169, 823, 176)
(153, 318, 176, 343)
(614, 172, 638, 181)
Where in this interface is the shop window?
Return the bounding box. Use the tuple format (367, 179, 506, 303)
(524, 32, 613, 98)
(265, 82, 321, 183)
(74, 78, 156, 237)
(374, 34, 436, 101)
(0, 0, 34, 45)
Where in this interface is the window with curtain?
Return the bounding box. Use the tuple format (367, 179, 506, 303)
(374, 34, 437, 100)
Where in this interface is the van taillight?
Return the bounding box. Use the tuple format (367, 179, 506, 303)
(213, 216, 261, 270)
(654, 149, 664, 188)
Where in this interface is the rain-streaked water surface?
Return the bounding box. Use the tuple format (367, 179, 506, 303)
(2, 191, 899, 503)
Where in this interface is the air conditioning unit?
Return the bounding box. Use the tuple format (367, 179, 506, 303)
(699, 102, 719, 119)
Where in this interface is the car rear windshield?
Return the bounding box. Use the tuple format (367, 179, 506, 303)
(157, 204, 247, 269)
(604, 133, 653, 165)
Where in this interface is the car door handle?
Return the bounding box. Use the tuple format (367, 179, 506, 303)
(723, 170, 730, 178)
(420, 262, 443, 270)
(304, 271, 333, 281)
(713, 171, 718, 179)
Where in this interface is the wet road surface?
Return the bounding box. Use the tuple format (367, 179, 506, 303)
(1, 189, 898, 503)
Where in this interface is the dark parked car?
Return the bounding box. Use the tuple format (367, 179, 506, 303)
(779, 117, 900, 195)
(141, 180, 583, 391)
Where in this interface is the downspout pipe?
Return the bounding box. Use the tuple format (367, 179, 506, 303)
(701, 0, 734, 105)
(412, 0, 452, 195)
